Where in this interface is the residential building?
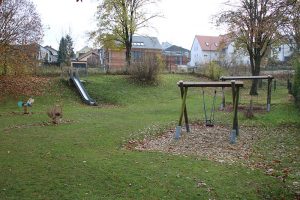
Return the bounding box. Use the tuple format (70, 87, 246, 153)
(273, 44, 294, 62)
(76, 46, 93, 58)
(162, 45, 190, 72)
(77, 49, 100, 67)
(161, 42, 172, 50)
(103, 36, 162, 72)
(44, 46, 58, 63)
(37, 45, 58, 64)
(190, 35, 249, 67)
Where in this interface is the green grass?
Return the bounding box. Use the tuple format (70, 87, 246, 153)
(0, 74, 299, 199)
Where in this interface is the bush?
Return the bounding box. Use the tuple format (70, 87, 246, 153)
(129, 54, 163, 83)
(293, 59, 300, 108)
(200, 62, 223, 80)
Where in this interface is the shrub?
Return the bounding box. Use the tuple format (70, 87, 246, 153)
(47, 105, 63, 124)
(293, 59, 300, 108)
(129, 54, 163, 83)
(200, 62, 223, 80)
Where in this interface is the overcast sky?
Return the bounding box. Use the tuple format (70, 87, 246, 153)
(31, 0, 227, 52)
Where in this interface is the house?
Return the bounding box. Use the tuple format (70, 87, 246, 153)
(161, 42, 172, 50)
(77, 49, 100, 67)
(162, 45, 190, 72)
(190, 35, 249, 67)
(103, 36, 162, 72)
(76, 46, 93, 58)
(44, 46, 58, 63)
(273, 44, 294, 62)
(37, 45, 58, 64)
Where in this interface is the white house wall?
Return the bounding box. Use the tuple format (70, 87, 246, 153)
(277, 44, 293, 62)
(202, 50, 219, 63)
(225, 42, 249, 66)
(190, 38, 203, 66)
(190, 37, 250, 67)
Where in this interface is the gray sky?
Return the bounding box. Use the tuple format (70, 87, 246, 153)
(31, 0, 226, 52)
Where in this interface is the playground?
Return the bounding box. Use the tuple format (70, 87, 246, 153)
(0, 73, 299, 199)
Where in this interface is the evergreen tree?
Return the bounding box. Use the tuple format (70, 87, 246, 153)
(57, 37, 67, 66)
(65, 34, 75, 66)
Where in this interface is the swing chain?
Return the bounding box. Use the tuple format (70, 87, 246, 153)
(202, 89, 217, 127)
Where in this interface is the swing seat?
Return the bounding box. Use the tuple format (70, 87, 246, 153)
(205, 120, 214, 127)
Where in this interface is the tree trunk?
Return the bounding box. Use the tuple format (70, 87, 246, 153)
(249, 54, 261, 95)
(125, 44, 131, 74)
(250, 79, 259, 95)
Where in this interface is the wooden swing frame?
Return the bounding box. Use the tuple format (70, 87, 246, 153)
(175, 80, 244, 143)
(220, 75, 274, 112)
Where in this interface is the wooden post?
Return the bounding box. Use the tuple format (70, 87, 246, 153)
(267, 75, 272, 112)
(180, 85, 190, 132)
(221, 87, 225, 110)
(220, 77, 226, 109)
(234, 86, 240, 136)
(231, 80, 239, 136)
(176, 82, 188, 139)
(231, 80, 236, 106)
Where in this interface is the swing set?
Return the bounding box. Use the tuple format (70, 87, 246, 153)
(175, 80, 244, 143)
(220, 75, 274, 112)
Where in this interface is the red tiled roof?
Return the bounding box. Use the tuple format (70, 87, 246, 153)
(195, 35, 229, 51)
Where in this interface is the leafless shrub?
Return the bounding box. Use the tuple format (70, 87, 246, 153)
(129, 54, 163, 83)
(47, 105, 63, 124)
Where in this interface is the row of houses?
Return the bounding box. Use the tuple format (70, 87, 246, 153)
(37, 35, 295, 72)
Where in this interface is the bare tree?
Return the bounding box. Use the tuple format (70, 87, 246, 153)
(216, 0, 291, 95)
(90, 0, 160, 72)
(0, 0, 43, 75)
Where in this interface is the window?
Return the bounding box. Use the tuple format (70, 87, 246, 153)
(205, 42, 209, 46)
(278, 47, 281, 51)
(132, 51, 144, 61)
(132, 42, 144, 46)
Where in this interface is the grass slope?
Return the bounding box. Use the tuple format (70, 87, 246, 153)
(0, 74, 299, 199)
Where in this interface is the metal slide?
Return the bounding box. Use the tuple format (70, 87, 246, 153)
(70, 75, 97, 106)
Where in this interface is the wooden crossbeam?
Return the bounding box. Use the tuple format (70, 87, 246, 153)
(178, 81, 244, 88)
(220, 75, 273, 81)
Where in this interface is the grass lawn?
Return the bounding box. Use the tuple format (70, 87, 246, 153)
(0, 74, 299, 199)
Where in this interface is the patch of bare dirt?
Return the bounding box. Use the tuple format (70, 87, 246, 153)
(129, 123, 261, 163)
(3, 119, 75, 133)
